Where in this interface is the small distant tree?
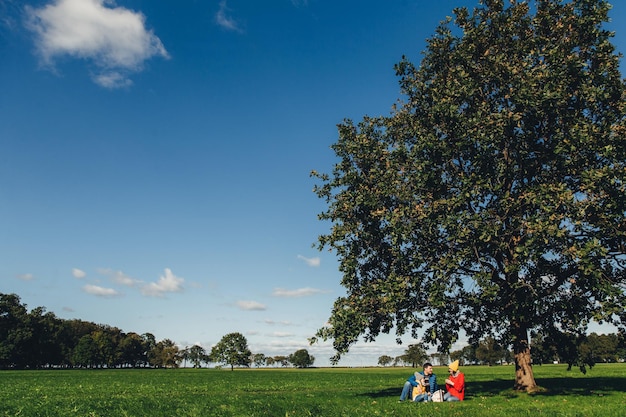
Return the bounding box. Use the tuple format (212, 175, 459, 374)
(252, 353, 266, 368)
(475, 337, 510, 366)
(118, 332, 148, 368)
(402, 344, 429, 368)
(393, 355, 406, 367)
(460, 345, 478, 365)
(581, 333, 619, 363)
(150, 339, 179, 368)
(430, 352, 450, 366)
(530, 332, 560, 365)
(185, 344, 208, 368)
(289, 349, 315, 368)
(378, 355, 393, 367)
(449, 349, 464, 365)
(273, 355, 290, 367)
(210, 332, 251, 371)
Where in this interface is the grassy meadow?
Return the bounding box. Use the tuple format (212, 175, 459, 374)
(1, 364, 625, 416)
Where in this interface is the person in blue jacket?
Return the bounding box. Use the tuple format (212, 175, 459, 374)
(413, 362, 438, 402)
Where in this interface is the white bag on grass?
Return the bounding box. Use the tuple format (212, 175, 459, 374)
(432, 389, 445, 402)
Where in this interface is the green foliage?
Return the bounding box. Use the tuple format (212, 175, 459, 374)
(1, 365, 625, 416)
(181, 344, 209, 368)
(149, 339, 180, 368)
(0, 292, 178, 369)
(475, 337, 512, 366)
(252, 353, 267, 368)
(288, 349, 315, 368)
(378, 355, 393, 366)
(312, 0, 626, 390)
(271, 355, 290, 367)
(210, 332, 251, 371)
(401, 344, 429, 368)
(451, 344, 479, 366)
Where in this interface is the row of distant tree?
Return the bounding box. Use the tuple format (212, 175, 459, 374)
(0, 293, 314, 370)
(378, 333, 626, 370)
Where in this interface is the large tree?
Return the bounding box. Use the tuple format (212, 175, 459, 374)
(311, 0, 625, 391)
(288, 349, 315, 368)
(402, 344, 429, 368)
(210, 332, 251, 371)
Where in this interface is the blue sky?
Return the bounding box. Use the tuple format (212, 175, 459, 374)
(1, 0, 624, 367)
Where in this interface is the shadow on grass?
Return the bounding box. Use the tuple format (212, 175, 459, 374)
(468, 376, 626, 398)
(361, 377, 626, 400)
(364, 388, 400, 399)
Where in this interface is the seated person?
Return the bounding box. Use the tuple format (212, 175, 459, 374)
(444, 360, 465, 401)
(413, 362, 437, 402)
(399, 371, 424, 401)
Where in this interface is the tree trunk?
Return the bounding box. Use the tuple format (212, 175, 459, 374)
(512, 323, 538, 392)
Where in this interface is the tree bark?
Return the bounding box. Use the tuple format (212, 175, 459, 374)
(512, 323, 538, 392)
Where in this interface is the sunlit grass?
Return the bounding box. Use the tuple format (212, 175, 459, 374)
(1, 364, 625, 416)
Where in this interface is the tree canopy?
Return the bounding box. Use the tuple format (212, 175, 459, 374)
(0, 293, 169, 369)
(311, 0, 625, 391)
(210, 332, 251, 371)
(288, 349, 315, 368)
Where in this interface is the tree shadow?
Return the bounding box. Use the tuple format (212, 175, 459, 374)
(363, 387, 400, 399)
(466, 376, 626, 399)
(360, 377, 626, 400)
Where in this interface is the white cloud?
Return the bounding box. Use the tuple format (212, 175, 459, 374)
(17, 273, 34, 281)
(297, 255, 320, 267)
(264, 319, 293, 326)
(236, 300, 267, 311)
(25, 0, 169, 88)
(98, 268, 141, 287)
(270, 331, 294, 338)
(215, 1, 242, 32)
(83, 284, 119, 297)
(141, 268, 184, 297)
(93, 71, 133, 89)
(272, 287, 330, 298)
(72, 268, 86, 279)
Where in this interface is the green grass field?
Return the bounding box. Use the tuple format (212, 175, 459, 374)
(1, 364, 625, 416)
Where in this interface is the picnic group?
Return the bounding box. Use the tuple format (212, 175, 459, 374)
(398, 360, 465, 402)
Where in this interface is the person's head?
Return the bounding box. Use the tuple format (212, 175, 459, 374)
(422, 362, 433, 376)
(448, 359, 460, 375)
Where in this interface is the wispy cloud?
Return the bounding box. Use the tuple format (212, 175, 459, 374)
(141, 268, 184, 297)
(236, 300, 267, 311)
(270, 331, 294, 338)
(215, 0, 243, 32)
(16, 273, 34, 281)
(297, 255, 320, 267)
(272, 287, 330, 298)
(264, 319, 293, 326)
(98, 268, 141, 287)
(72, 268, 86, 279)
(83, 284, 119, 297)
(25, 0, 169, 88)
(1, 0, 21, 32)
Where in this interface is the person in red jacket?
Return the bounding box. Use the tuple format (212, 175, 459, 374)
(444, 360, 465, 401)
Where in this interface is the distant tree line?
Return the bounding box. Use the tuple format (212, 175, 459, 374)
(0, 293, 315, 370)
(378, 333, 626, 370)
